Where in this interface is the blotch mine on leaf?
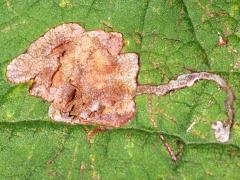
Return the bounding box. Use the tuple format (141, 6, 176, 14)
(6, 23, 139, 127)
(6, 23, 235, 144)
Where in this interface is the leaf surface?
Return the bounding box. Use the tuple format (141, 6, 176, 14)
(0, 0, 240, 178)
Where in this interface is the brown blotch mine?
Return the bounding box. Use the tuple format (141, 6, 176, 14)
(6, 23, 235, 145)
(6, 23, 139, 127)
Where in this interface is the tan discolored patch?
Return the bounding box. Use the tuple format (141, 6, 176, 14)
(6, 23, 139, 127)
(6, 23, 235, 144)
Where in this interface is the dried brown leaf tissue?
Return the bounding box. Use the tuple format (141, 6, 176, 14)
(6, 23, 235, 145)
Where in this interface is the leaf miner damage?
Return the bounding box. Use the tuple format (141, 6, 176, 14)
(6, 23, 139, 127)
(6, 23, 235, 143)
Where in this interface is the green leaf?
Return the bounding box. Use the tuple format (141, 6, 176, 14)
(0, 0, 240, 178)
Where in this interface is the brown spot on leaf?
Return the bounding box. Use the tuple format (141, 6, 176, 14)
(217, 32, 228, 46)
(6, 23, 139, 127)
(6, 23, 235, 145)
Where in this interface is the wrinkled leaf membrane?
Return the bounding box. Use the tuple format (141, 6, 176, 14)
(0, 0, 240, 179)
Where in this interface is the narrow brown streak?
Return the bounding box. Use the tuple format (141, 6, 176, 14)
(136, 72, 235, 128)
(159, 135, 177, 162)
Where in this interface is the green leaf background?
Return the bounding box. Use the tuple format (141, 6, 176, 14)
(0, 0, 240, 179)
